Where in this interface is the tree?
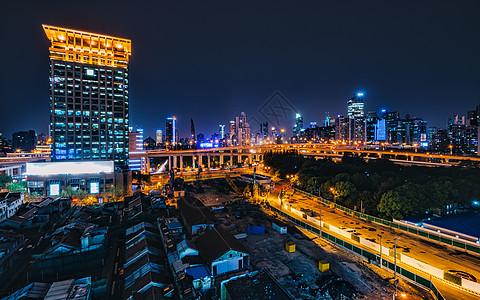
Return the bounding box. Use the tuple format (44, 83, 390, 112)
(0, 175, 12, 189)
(27, 192, 43, 201)
(61, 186, 89, 199)
(333, 181, 356, 199)
(105, 185, 128, 202)
(377, 183, 423, 220)
(7, 181, 27, 193)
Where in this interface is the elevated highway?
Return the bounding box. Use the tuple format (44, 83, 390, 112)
(131, 143, 480, 173)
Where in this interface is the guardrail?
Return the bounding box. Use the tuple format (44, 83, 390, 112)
(293, 189, 480, 255)
(272, 193, 480, 298)
(270, 202, 446, 299)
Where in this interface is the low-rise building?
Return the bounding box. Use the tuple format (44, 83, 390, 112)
(0, 192, 24, 222)
(123, 192, 152, 220)
(195, 228, 249, 278)
(29, 220, 107, 282)
(123, 222, 173, 300)
(25, 161, 117, 197)
(0, 277, 92, 300)
(177, 195, 216, 236)
(0, 229, 25, 277)
(221, 270, 293, 300)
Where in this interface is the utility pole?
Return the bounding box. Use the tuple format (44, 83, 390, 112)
(394, 236, 400, 299)
(394, 236, 400, 279)
(377, 234, 383, 268)
(319, 209, 323, 236)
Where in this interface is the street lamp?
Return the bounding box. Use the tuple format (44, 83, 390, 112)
(394, 236, 400, 299)
(319, 209, 323, 236)
(377, 234, 383, 268)
(330, 187, 336, 203)
(394, 236, 399, 279)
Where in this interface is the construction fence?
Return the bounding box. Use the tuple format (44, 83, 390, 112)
(293, 189, 480, 255)
(270, 196, 480, 299)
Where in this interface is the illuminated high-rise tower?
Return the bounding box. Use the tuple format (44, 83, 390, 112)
(166, 117, 177, 147)
(43, 25, 131, 170)
(347, 92, 365, 119)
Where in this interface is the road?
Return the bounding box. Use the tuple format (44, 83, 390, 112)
(266, 181, 480, 299)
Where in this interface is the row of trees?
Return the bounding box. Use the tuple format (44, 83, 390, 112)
(60, 185, 128, 202)
(0, 175, 27, 193)
(263, 150, 480, 220)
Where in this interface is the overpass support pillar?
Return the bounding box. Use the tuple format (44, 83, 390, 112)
(198, 155, 203, 169)
(179, 156, 183, 171)
(207, 155, 211, 170)
(145, 157, 150, 174)
(219, 155, 224, 167)
(173, 156, 177, 171)
(168, 156, 172, 171)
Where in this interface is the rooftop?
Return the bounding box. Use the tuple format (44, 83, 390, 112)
(224, 270, 293, 300)
(177, 195, 216, 227)
(195, 228, 248, 264)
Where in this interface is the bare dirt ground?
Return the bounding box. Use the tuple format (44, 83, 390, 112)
(193, 182, 433, 299)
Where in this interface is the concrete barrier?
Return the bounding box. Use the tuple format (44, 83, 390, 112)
(401, 254, 430, 274)
(461, 278, 480, 294)
(290, 208, 303, 218)
(360, 237, 380, 252)
(306, 216, 320, 226)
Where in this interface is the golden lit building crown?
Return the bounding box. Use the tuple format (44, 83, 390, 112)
(43, 25, 131, 68)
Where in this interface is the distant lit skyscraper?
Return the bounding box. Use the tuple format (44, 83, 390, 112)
(166, 117, 177, 146)
(234, 112, 251, 146)
(260, 122, 269, 141)
(128, 127, 145, 172)
(293, 113, 304, 138)
(12, 130, 37, 152)
(219, 125, 226, 139)
(335, 115, 349, 141)
(191, 118, 196, 142)
(43, 25, 131, 170)
(229, 120, 236, 143)
(347, 93, 365, 119)
(156, 130, 163, 145)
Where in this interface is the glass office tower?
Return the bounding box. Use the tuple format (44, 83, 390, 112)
(43, 25, 131, 170)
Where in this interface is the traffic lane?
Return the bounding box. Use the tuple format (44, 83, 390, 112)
(431, 278, 480, 300)
(268, 196, 479, 300)
(287, 193, 480, 286)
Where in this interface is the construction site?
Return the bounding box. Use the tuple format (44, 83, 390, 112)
(187, 177, 434, 300)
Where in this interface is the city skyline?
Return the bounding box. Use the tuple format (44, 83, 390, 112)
(1, 0, 480, 138)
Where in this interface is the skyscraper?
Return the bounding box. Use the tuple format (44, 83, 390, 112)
(43, 25, 131, 170)
(229, 120, 236, 144)
(219, 125, 226, 139)
(191, 118, 196, 142)
(234, 112, 251, 146)
(347, 93, 365, 119)
(293, 113, 304, 138)
(156, 130, 163, 145)
(166, 117, 177, 146)
(12, 130, 37, 152)
(128, 127, 145, 172)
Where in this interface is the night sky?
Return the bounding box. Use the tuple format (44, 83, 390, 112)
(1, 0, 479, 139)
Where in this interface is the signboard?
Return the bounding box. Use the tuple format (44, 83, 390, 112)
(26, 161, 114, 176)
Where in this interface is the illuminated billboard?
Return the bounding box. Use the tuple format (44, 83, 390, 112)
(26, 161, 114, 176)
(90, 182, 100, 194)
(50, 183, 60, 196)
